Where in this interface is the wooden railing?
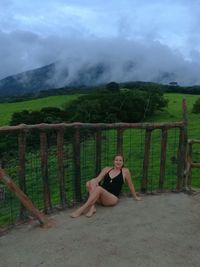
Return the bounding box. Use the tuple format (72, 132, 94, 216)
(185, 139, 200, 190)
(0, 99, 188, 226)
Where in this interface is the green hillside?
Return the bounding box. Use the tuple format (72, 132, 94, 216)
(147, 93, 200, 139)
(0, 93, 199, 138)
(0, 94, 81, 126)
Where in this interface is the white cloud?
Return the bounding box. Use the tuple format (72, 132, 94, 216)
(0, 0, 200, 85)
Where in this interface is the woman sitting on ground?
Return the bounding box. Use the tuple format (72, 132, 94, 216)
(70, 154, 141, 218)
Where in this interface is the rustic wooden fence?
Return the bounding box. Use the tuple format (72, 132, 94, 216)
(0, 99, 188, 226)
(185, 139, 200, 190)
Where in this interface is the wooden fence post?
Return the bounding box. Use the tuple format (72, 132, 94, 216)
(57, 129, 67, 208)
(185, 139, 200, 190)
(40, 131, 52, 213)
(18, 130, 27, 220)
(158, 128, 168, 191)
(117, 128, 124, 155)
(141, 129, 152, 193)
(0, 168, 48, 226)
(186, 140, 193, 190)
(95, 129, 102, 176)
(177, 98, 188, 190)
(73, 127, 82, 202)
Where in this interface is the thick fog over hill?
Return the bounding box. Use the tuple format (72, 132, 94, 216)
(0, 0, 200, 93)
(47, 38, 200, 87)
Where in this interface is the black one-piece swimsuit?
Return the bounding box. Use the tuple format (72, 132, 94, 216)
(101, 168, 124, 197)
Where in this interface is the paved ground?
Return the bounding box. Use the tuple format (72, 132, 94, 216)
(0, 192, 200, 267)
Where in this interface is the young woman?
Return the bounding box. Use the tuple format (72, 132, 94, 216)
(70, 154, 141, 218)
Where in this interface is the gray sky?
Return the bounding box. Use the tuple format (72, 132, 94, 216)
(0, 0, 200, 85)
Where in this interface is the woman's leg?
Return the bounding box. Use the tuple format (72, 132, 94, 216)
(70, 186, 118, 218)
(85, 181, 97, 217)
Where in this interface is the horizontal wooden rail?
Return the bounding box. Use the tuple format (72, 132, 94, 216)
(0, 122, 184, 132)
(188, 139, 200, 144)
(191, 163, 200, 168)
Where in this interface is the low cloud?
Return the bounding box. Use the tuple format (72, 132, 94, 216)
(1, 30, 200, 86)
(1, 1, 200, 86)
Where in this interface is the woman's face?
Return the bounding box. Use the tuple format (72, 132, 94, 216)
(114, 155, 124, 169)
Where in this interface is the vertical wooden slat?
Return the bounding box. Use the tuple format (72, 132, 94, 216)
(141, 129, 152, 193)
(186, 141, 193, 190)
(177, 99, 188, 190)
(18, 131, 27, 220)
(182, 98, 188, 188)
(95, 129, 102, 175)
(182, 98, 188, 139)
(158, 128, 168, 191)
(57, 129, 66, 208)
(177, 127, 185, 190)
(40, 131, 52, 213)
(117, 128, 124, 155)
(73, 127, 82, 201)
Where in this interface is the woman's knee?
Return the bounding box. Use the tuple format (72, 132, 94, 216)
(86, 181, 90, 189)
(94, 185, 103, 194)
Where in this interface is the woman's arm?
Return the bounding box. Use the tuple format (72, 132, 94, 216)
(124, 168, 141, 201)
(90, 167, 110, 185)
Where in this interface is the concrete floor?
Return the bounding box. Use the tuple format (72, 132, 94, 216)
(0, 192, 200, 267)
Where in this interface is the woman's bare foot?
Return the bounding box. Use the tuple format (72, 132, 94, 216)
(85, 206, 96, 218)
(70, 209, 82, 218)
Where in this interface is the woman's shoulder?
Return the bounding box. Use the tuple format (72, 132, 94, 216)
(122, 167, 131, 177)
(121, 167, 130, 182)
(122, 167, 130, 172)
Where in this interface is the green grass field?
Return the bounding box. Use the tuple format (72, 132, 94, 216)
(0, 93, 199, 136)
(0, 94, 81, 126)
(148, 93, 200, 139)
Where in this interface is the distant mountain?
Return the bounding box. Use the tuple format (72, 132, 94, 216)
(0, 62, 110, 97)
(0, 64, 57, 97)
(0, 60, 185, 98)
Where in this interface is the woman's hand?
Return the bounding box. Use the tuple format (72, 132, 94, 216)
(90, 178, 98, 186)
(87, 178, 98, 191)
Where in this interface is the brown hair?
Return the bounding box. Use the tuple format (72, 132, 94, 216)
(113, 154, 124, 160)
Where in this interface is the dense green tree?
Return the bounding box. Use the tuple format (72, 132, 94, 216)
(106, 82, 120, 93)
(10, 107, 65, 125)
(0, 107, 66, 156)
(64, 89, 167, 123)
(0, 88, 167, 159)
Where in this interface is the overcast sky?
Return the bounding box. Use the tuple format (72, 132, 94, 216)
(0, 0, 200, 85)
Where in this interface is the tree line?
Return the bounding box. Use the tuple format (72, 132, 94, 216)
(0, 85, 167, 158)
(1, 84, 200, 159)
